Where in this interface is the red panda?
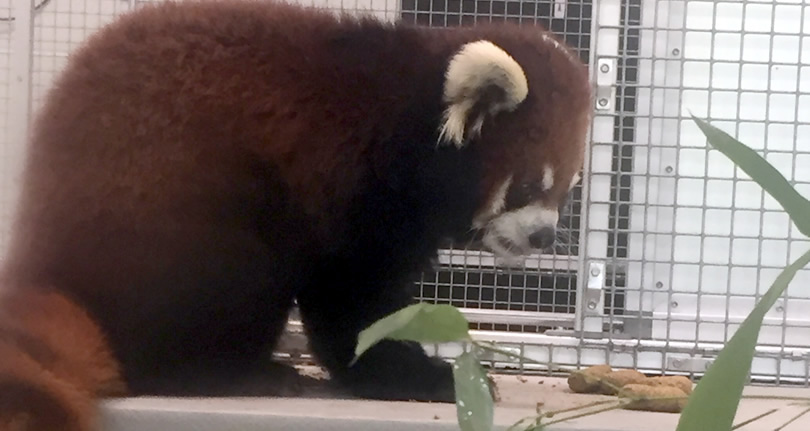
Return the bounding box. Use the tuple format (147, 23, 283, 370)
(0, 0, 592, 429)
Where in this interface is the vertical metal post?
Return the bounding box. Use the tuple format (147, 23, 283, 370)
(9, 0, 33, 166)
(576, 0, 621, 335)
(3, 0, 34, 262)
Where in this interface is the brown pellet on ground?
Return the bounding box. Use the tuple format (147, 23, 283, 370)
(598, 369, 648, 395)
(644, 375, 694, 395)
(567, 364, 613, 393)
(619, 384, 689, 413)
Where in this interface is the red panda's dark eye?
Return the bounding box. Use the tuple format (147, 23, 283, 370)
(506, 181, 544, 210)
(521, 181, 543, 194)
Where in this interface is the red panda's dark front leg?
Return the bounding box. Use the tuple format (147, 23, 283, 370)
(338, 339, 456, 403)
(296, 278, 456, 403)
(0, 290, 126, 431)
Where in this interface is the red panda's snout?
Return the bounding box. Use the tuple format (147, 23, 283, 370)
(528, 227, 556, 250)
(479, 201, 561, 259)
(473, 166, 581, 260)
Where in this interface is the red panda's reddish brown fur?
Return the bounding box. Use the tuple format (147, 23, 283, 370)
(0, 290, 124, 430)
(0, 0, 592, 429)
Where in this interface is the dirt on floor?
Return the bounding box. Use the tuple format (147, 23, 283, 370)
(292, 364, 615, 411)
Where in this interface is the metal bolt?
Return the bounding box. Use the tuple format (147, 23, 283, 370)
(672, 48, 681, 56)
(655, 281, 664, 289)
(600, 63, 610, 73)
(672, 359, 683, 368)
(587, 301, 597, 310)
(671, 301, 679, 308)
(775, 305, 784, 313)
(598, 98, 609, 107)
(665, 166, 674, 174)
(590, 266, 601, 277)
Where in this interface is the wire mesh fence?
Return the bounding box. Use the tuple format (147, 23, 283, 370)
(0, 0, 808, 385)
(403, 0, 593, 335)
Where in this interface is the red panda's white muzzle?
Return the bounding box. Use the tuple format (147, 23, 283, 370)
(481, 203, 560, 260)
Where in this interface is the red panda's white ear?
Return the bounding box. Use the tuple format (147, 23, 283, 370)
(438, 40, 529, 148)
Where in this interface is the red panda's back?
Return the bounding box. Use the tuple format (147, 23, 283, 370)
(4, 1, 439, 286)
(4, 2, 354, 281)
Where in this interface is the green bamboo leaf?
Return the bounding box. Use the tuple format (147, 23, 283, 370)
(676, 248, 810, 431)
(691, 115, 810, 237)
(352, 303, 471, 364)
(454, 351, 495, 431)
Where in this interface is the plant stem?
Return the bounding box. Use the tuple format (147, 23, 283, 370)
(542, 399, 618, 418)
(505, 399, 620, 430)
(471, 341, 557, 369)
(730, 409, 778, 430)
(741, 395, 810, 402)
(773, 405, 810, 431)
(505, 416, 541, 431)
(541, 402, 630, 427)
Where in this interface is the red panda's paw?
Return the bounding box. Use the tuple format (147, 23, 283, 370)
(356, 360, 457, 403)
(0, 376, 93, 431)
(342, 345, 458, 403)
(412, 359, 458, 403)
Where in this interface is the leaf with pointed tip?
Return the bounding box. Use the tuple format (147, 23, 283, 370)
(352, 303, 470, 364)
(691, 115, 810, 236)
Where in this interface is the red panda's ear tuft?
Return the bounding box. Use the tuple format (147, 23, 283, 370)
(438, 40, 528, 148)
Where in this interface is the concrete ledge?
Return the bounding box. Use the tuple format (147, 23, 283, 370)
(100, 375, 810, 431)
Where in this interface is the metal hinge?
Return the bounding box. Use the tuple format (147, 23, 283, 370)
(553, 0, 567, 19)
(595, 58, 617, 113)
(668, 357, 714, 373)
(584, 261, 605, 316)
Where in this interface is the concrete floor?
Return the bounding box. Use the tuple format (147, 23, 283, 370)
(100, 366, 810, 431)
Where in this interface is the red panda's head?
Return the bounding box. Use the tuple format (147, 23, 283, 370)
(437, 31, 592, 260)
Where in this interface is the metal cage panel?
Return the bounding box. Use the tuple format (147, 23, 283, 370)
(579, 0, 810, 383)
